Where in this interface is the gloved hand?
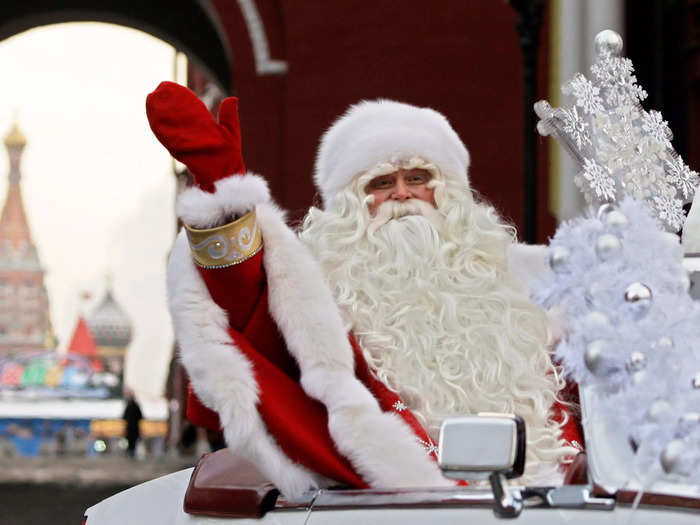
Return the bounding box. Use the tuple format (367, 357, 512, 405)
(146, 81, 245, 192)
(146, 81, 270, 229)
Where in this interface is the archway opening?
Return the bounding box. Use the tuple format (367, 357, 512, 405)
(0, 22, 180, 412)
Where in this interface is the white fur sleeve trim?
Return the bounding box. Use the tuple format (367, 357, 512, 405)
(256, 203, 451, 488)
(176, 173, 270, 229)
(167, 229, 319, 498)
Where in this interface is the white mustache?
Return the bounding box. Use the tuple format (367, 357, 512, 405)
(367, 199, 443, 237)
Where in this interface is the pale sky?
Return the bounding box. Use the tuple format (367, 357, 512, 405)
(0, 23, 179, 400)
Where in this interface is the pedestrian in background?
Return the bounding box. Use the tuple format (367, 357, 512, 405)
(122, 391, 142, 458)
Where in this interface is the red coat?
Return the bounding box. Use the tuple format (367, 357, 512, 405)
(151, 82, 455, 496)
(186, 246, 441, 488)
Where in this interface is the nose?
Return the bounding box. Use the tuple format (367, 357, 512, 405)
(391, 178, 411, 201)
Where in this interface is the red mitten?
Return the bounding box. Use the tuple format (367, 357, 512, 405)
(145, 81, 245, 192)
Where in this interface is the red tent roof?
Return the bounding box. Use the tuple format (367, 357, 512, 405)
(67, 316, 98, 358)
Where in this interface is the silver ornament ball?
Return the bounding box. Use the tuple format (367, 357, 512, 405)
(605, 210, 629, 229)
(586, 281, 606, 305)
(660, 439, 685, 474)
(624, 282, 653, 319)
(626, 351, 647, 372)
(625, 282, 652, 303)
(596, 234, 622, 261)
(656, 336, 674, 350)
(549, 246, 571, 273)
(584, 340, 608, 376)
(595, 30, 624, 57)
(647, 399, 672, 422)
(596, 202, 618, 221)
(680, 412, 700, 426)
(584, 311, 610, 327)
(631, 370, 648, 386)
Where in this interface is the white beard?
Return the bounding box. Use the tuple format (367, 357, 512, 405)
(300, 189, 574, 483)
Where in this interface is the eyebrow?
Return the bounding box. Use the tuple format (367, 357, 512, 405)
(368, 174, 395, 184)
(366, 170, 432, 191)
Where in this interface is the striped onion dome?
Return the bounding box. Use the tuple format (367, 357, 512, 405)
(87, 289, 132, 348)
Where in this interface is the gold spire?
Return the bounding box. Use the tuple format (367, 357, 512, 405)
(4, 121, 26, 148)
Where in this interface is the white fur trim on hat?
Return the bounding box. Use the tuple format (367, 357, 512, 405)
(314, 99, 470, 209)
(176, 173, 270, 229)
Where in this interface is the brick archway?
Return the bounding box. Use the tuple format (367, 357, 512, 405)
(0, 0, 233, 93)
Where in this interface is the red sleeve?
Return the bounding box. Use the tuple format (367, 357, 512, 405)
(186, 248, 266, 430)
(196, 248, 266, 331)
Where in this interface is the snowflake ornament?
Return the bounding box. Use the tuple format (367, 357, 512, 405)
(564, 74, 605, 115)
(534, 29, 697, 231)
(582, 158, 616, 201)
(653, 194, 686, 231)
(642, 111, 673, 149)
(416, 438, 439, 457)
(561, 106, 591, 149)
(591, 53, 647, 106)
(665, 155, 699, 200)
(392, 400, 407, 412)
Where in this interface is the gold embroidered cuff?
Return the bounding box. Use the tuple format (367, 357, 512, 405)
(185, 211, 262, 268)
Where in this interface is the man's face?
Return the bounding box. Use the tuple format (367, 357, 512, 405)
(365, 168, 436, 216)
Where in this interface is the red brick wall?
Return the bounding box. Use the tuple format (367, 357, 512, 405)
(208, 0, 554, 238)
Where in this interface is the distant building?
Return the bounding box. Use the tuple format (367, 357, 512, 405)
(0, 292, 146, 457)
(0, 123, 160, 457)
(86, 284, 133, 396)
(0, 121, 55, 353)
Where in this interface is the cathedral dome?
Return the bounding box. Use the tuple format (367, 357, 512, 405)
(4, 122, 26, 148)
(87, 289, 133, 348)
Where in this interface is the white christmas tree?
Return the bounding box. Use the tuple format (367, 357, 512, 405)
(533, 31, 700, 487)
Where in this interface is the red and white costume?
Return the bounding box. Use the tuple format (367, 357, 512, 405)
(147, 83, 450, 498)
(146, 83, 582, 498)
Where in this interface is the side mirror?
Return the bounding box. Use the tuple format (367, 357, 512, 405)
(438, 413, 526, 517)
(438, 413, 526, 480)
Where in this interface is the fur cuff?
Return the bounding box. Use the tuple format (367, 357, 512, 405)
(176, 173, 270, 229)
(329, 408, 453, 488)
(167, 230, 319, 498)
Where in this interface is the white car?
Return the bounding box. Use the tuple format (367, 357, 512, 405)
(84, 391, 699, 524)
